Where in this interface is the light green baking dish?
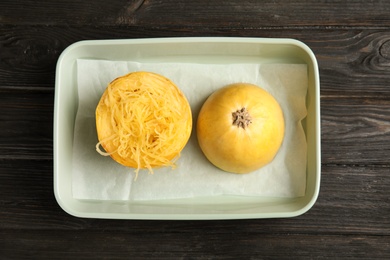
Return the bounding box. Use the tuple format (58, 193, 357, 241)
(54, 37, 321, 220)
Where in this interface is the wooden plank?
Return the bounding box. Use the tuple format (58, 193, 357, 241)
(321, 97, 390, 164)
(1, 161, 389, 236)
(317, 30, 390, 97)
(0, 88, 53, 160)
(0, 229, 389, 259)
(1, 0, 390, 27)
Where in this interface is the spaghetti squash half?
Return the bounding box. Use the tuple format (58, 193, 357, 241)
(95, 71, 192, 174)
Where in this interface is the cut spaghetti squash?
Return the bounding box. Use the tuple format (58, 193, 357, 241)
(95, 71, 192, 175)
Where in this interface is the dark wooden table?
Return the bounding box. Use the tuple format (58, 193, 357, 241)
(1, 1, 390, 259)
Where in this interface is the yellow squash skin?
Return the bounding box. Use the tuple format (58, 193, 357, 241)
(197, 83, 285, 174)
(95, 71, 192, 171)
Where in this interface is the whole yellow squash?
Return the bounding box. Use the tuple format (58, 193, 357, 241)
(197, 83, 285, 174)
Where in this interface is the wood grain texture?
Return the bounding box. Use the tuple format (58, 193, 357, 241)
(0, 88, 53, 160)
(1, 0, 390, 27)
(321, 97, 390, 164)
(1, 230, 389, 259)
(1, 0, 390, 258)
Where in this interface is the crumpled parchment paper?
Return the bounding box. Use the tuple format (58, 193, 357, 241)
(72, 59, 308, 200)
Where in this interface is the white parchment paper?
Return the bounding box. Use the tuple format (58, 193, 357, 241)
(72, 59, 308, 200)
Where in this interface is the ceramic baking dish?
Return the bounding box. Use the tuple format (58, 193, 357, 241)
(54, 37, 321, 219)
